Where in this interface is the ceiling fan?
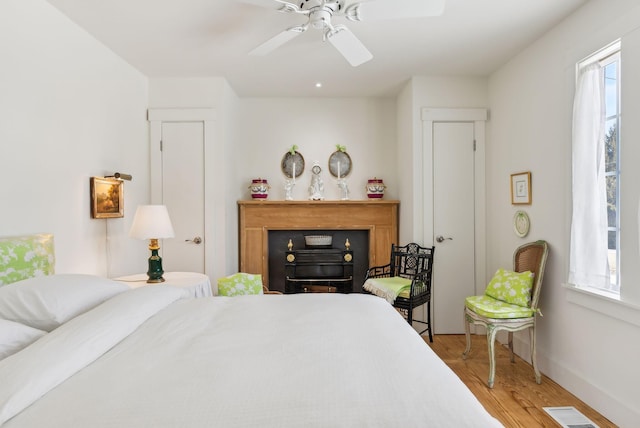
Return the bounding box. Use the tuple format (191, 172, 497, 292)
(238, 0, 445, 67)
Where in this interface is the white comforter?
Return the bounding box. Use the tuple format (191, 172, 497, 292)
(0, 286, 502, 427)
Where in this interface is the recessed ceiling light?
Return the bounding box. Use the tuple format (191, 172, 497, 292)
(315, 82, 323, 88)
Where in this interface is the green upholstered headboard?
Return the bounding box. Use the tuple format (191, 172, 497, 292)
(0, 234, 55, 286)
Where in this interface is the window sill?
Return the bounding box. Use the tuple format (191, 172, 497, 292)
(563, 283, 640, 327)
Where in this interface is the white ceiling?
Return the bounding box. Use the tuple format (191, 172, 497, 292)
(45, 0, 588, 97)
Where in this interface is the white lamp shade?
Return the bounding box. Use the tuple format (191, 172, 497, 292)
(129, 205, 175, 239)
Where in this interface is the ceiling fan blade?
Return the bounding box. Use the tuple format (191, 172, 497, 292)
(236, 0, 299, 13)
(249, 27, 306, 56)
(346, 0, 445, 21)
(326, 25, 372, 67)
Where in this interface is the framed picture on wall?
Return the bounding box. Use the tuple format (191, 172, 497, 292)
(90, 177, 124, 218)
(510, 171, 532, 205)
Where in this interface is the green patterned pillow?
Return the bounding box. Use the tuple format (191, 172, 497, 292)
(217, 273, 263, 296)
(0, 234, 55, 286)
(484, 268, 534, 308)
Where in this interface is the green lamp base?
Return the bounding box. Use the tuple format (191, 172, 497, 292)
(146, 249, 165, 283)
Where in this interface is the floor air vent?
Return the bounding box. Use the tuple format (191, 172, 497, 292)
(543, 406, 600, 428)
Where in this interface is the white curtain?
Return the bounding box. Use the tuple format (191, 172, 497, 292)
(569, 63, 610, 288)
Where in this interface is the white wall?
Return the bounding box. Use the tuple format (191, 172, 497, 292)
(487, 0, 640, 425)
(235, 98, 397, 202)
(0, 0, 149, 278)
(148, 77, 229, 108)
(396, 80, 416, 244)
(220, 82, 241, 276)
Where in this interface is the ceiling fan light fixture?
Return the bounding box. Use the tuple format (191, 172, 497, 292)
(310, 9, 332, 29)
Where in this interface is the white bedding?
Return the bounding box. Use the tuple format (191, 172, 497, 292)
(0, 286, 502, 427)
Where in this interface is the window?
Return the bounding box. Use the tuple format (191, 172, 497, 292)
(602, 51, 620, 292)
(569, 40, 621, 295)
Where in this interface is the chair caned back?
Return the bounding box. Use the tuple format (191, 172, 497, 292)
(513, 240, 549, 311)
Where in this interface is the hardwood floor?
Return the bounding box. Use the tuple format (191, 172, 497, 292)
(426, 334, 617, 428)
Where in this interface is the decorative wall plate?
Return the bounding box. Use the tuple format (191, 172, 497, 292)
(281, 151, 305, 179)
(328, 150, 352, 178)
(513, 210, 530, 238)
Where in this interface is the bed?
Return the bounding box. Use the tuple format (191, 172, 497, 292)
(0, 234, 503, 427)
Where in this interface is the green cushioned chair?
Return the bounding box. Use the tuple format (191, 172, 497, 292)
(463, 240, 549, 388)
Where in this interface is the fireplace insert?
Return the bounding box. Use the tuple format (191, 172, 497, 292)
(285, 246, 354, 294)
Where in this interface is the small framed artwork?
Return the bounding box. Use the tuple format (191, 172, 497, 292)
(510, 171, 532, 205)
(90, 177, 124, 218)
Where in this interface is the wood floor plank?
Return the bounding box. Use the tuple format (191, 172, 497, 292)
(426, 335, 617, 427)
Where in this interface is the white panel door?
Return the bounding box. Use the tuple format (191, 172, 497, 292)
(160, 122, 205, 273)
(432, 122, 476, 334)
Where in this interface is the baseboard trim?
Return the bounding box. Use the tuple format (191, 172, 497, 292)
(511, 335, 636, 427)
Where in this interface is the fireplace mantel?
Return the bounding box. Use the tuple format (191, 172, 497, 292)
(238, 200, 399, 288)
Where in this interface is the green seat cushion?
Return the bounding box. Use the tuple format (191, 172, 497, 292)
(484, 268, 534, 307)
(465, 295, 534, 319)
(0, 234, 55, 286)
(217, 273, 263, 296)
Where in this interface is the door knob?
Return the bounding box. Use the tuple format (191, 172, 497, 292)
(435, 235, 453, 243)
(185, 236, 203, 244)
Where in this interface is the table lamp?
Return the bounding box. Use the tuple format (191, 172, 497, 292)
(129, 205, 175, 283)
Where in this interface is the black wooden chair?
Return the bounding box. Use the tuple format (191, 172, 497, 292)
(363, 243, 435, 341)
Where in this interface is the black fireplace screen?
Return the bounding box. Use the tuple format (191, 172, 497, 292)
(267, 230, 369, 293)
(285, 247, 353, 294)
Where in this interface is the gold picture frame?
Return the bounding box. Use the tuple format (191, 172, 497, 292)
(90, 177, 124, 218)
(510, 171, 532, 205)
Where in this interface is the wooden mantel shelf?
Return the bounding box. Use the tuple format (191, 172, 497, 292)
(238, 200, 399, 287)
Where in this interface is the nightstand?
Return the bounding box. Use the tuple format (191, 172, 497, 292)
(114, 271, 213, 298)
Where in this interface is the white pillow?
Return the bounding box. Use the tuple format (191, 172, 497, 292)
(0, 274, 130, 331)
(0, 319, 46, 360)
